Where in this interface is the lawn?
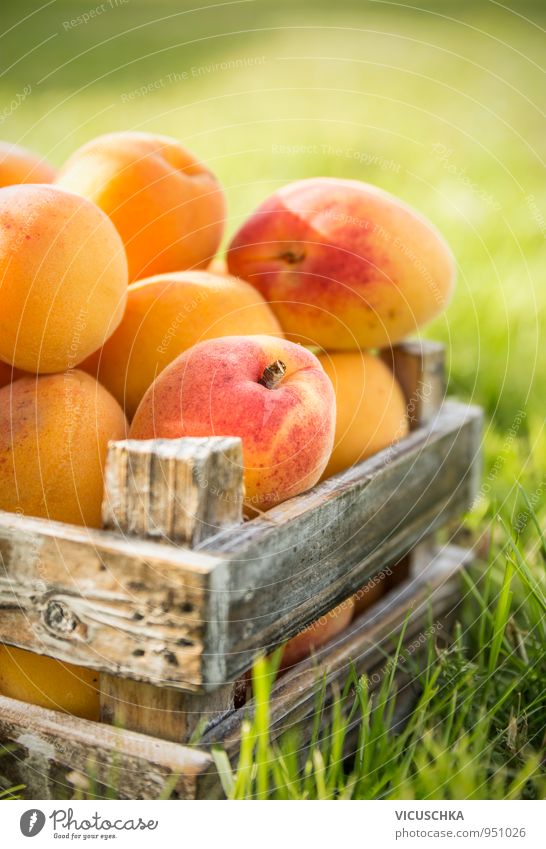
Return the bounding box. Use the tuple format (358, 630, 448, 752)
(0, 0, 544, 800)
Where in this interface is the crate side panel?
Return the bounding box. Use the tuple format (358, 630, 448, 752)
(0, 515, 221, 690)
(0, 695, 215, 800)
(202, 545, 470, 756)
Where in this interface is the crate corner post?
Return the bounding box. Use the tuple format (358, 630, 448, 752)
(99, 436, 245, 744)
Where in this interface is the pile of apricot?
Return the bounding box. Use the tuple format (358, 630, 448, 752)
(0, 134, 454, 713)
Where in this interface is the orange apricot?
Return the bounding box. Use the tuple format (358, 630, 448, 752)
(0, 645, 99, 721)
(0, 370, 127, 528)
(227, 178, 455, 349)
(0, 140, 56, 187)
(318, 351, 408, 479)
(281, 598, 355, 669)
(57, 131, 226, 281)
(0, 184, 128, 373)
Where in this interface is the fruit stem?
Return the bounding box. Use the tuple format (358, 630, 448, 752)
(258, 360, 287, 390)
(279, 249, 305, 264)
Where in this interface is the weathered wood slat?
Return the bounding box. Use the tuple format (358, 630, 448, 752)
(380, 340, 446, 583)
(378, 340, 445, 591)
(380, 339, 446, 428)
(202, 402, 482, 680)
(0, 515, 225, 691)
(99, 436, 245, 736)
(99, 674, 236, 743)
(0, 546, 469, 800)
(201, 544, 470, 757)
(0, 695, 217, 800)
(102, 436, 244, 546)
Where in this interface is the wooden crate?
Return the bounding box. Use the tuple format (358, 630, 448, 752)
(0, 341, 482, 799)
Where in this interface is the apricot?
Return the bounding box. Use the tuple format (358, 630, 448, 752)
(353, 574, 386, 617)
(0, 184, 128, 373)
(317, 351, 408, 479)
(0, 361, 15, 389)
(57, 132, 226, 281)
(0, 361, 27, 388)
(0, 645, 99, 721)
(0, 140, 56, 187)
(227, 178, 455, 349)
(83, 270, 282, 419)
(130, 335, 336, 512)
(0, 370, 122, 718)
(0, 370, 127, 528)
(281, 597, 355, 669)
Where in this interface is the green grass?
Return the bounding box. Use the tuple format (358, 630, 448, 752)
(0, 0, 544, 800)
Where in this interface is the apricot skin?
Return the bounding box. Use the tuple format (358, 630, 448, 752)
(318, 351, 408, 479)
(227, 177, 455, 349)
(0, 361, 15, 389)
(0, 184, 128, 373)
(83, 270, 282, 420)
(0, 370, 127, 528)
(353, 576, 385, 617)
(281, 598, 355, 669)
(0, 141, 56, 187)
(0, 370, 123, 718)
(57, 132, 226, 282)
(0, 645, 100, 721)
(129, 335, 336, 511)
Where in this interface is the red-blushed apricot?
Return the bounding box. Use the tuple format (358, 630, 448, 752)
(129, 335, 336, 512)
(0, 140, 56, 187)
(0, 184, 128, 373)
(82, 270, 282, 420)
(227, 178, 455, 349)
(280, 597, 355, 669)
(0, 645, 99, 721)
(57, 132, 226, 281)
(0, 370, 127, 528)
(317, 351, 408, 479)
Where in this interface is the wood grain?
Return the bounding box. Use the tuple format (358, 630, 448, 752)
(0, 546, 469, 799)
(383, 340, 447, 582)
(0, 695, 217, 799)
(380, 339, 446, 428)
(102, 436, 244, 546)
(99, 674, 235, 743)
(0, 513, 226, 691)
(99, 436, 243, 737)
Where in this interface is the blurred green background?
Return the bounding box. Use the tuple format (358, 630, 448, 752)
(1, 0, 545, 518)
